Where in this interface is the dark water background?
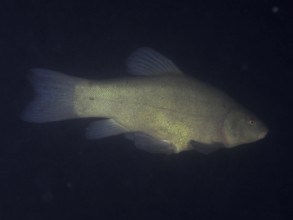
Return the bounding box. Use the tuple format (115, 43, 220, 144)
(1, 0, 292, 219)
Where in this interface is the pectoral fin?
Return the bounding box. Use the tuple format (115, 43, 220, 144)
(189, 141, 224, 154)
(125, 132, 176, 154)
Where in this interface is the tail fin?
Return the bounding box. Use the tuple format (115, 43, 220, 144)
(21, 69, 80, 123)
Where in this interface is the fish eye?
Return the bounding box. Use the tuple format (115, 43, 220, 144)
(248, 119, 255, 126)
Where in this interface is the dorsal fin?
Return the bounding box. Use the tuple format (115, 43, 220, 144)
(126, 47, 183, 76)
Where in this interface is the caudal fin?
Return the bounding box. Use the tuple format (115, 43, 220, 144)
(21, 69, 80, 123)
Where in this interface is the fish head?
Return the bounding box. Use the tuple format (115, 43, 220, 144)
(222, 108, 268, 148)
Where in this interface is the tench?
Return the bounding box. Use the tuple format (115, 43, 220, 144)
(21, 48, 268, 154)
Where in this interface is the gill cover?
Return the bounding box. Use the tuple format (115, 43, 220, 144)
(222, 109, 268, 147)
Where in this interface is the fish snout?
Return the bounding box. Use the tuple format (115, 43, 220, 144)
(258, 127, 268, 139)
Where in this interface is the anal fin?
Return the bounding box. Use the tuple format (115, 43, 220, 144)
(125, 132, 176, 154)
(86, 119, 128, 139)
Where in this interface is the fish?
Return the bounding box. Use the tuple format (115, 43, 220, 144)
(21, 47, 268, 154)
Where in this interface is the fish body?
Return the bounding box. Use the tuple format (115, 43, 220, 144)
(21, 48, 268, 154)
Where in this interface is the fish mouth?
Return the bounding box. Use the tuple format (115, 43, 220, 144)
(258, 127, 269, 139)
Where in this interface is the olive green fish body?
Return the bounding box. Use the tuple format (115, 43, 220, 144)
(74, 75, 237, 152)
(21, 48, 268, 154)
